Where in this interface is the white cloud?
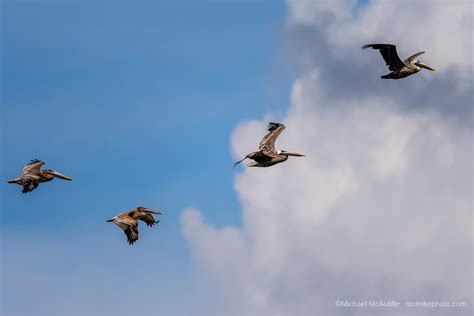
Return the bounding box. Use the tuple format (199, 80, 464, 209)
(181, 1, 473, 315)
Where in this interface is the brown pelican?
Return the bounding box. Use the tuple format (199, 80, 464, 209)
(7, 159, 74, 193)
(362, 44, 435, 79)
(107, 206, 165, 245)
(233, 122, 305, 168)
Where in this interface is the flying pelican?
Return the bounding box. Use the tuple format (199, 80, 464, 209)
(362, 43, 435, 79)
(107, 206, 165, 245)
(7, 159, 74, 193)
(233, 122, 305, 168)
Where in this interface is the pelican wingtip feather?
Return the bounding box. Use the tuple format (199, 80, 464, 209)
(267, 122, 284, 131)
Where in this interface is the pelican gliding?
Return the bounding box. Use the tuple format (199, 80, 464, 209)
(7, 159, 74, 193)
(233, 122, 305, 168)
(107, 206, 165, 245)
(362, 43, 435, 79)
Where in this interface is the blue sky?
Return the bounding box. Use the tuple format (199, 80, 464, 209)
(1, 1, 290, 315)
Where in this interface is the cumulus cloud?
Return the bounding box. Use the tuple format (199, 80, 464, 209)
(181, 1, 473, 315)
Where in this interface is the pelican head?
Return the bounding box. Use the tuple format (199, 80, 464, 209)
(44, 168, 75, 181)
(414, 60, 435, 71)
(136, 206, 165, 215)
(278, 150, 305, 157)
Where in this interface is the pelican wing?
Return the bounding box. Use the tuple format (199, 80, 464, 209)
(22, 159, 45, 175)
(135, 208, 163, 226)
(362, 44, 406, 71)
(124, 226, 139, 245)
(258, 122, 285, 156)
(115, 212, 139, 245)
(134, 212, 160, 227)
(22, 181, 39, 194)
(404, 51, 425, 65)
(115, 212, 137, 225)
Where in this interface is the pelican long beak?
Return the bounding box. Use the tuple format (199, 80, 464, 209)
(149, 210, 165, 215)
(415, 61, 435, 71)
(49, 170, 74, 181)
(7, 178, 21, 184)
(281, 151, 305, 157)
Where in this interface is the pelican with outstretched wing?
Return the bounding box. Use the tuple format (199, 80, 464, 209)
(362, 44, 435, 79)
(233, 122, 305, 168)
(107, 206, 165, 245)
(7, 159, 74, 193)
